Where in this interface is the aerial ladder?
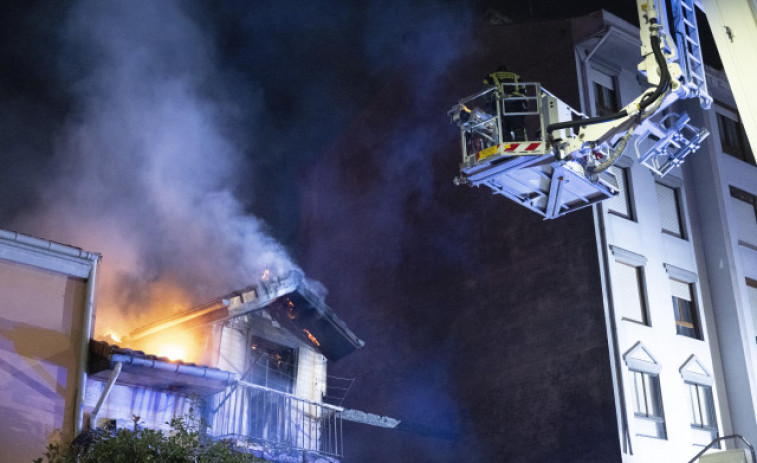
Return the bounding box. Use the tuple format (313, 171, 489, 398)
(449, 0, 755, 220)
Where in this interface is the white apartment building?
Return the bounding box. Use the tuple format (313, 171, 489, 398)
(577, 11, 757, 462)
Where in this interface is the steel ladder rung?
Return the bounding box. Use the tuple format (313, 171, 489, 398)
(686, 35, 700, 46)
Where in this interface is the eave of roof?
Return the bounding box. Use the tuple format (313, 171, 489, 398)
(89, 340, 237, 396)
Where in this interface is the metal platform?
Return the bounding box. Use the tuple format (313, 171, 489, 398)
(460, 152, 619, 219)
(450, 83, 619, 219)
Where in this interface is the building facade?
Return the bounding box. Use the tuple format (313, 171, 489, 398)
(296, 8, 757, 462)
(86, 270, 363, 462)
(575, 10, 756, 462)
(0, 230, 100, 463)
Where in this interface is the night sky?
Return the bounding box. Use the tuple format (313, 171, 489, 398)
(0, 0, 643, 252)
(0, 1, 722, 461)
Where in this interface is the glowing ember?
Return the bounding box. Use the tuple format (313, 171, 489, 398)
(303, 329, 320, 347)
(261, 269, 272, 281)
(287, 299, 297, 320)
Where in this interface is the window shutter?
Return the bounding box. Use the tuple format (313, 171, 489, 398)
(607, 166, 630, 218)
(656, 183, 682, 236)
(670, 278, 691, 301)
(732, 197, 757, 246)
(614, 262, 645, 322)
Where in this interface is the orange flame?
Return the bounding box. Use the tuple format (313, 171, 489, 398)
(103, 331, 123, 343)
(303, 329, 320, 347)
(287, 299, 297, 320)
(156, 342, 188, 362)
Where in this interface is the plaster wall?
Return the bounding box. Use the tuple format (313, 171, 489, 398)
(0, 258, 87, 463)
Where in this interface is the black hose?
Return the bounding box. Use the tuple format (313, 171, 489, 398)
(638, 34, 670, 111)
(547, 33, 670, 136)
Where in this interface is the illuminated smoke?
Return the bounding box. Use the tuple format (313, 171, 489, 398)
(13, 0, 297, 334)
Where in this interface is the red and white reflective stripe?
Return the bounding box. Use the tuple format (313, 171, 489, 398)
(500, 142, 547, 154)
(504, 142, 545, 153)
(475, 142, 547, 161)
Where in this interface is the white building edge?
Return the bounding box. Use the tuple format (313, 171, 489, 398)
(579, 10, 757, 462)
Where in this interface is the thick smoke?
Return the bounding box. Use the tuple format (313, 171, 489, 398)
(14, 0, 297, 334)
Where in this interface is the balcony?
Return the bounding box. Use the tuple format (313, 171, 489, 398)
(209, 381, 344, 461)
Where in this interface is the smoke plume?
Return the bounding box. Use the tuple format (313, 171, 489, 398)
(13, 0, 297, 334)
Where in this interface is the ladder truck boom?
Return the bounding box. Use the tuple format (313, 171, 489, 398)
(449, 0, 717, 219)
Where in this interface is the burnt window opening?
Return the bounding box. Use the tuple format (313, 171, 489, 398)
(717, 112, 755, 166)
(248, 336, 297, 394)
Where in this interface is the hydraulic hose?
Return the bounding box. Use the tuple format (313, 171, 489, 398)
(586, 33, 671, 176)
(547, 32, 670, 136)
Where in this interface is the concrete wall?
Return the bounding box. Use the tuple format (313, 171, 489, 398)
(0, 258, 88, 462)
(83, 379, 194, 433)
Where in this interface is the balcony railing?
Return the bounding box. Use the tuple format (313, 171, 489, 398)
(209, 380, 344, 459)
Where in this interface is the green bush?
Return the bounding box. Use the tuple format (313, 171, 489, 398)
(35, 411, 266, 463)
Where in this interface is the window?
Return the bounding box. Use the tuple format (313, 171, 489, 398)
(248, 337, 297, 393)
(624, 343, 666, 439)
(606, 165, 634, 220)
(717, 112, 754, 165)
(656, 182, 685, 238)
(632, 371, 667, 439)
(670, 278, 701, 339)
(731, 186, 757, 249)
(594, 81, 619, 117)
(748, 279, 757, 344)
(687, 383, 719, 446)
(614, 261, 649, 324)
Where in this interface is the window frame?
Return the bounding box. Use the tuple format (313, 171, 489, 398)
(631, 370, 667, 439)
(591, 68, 620, 118)
(665, 265, 702, 340)
(747, 278, 757, 344)
(656, 181, 687, 239)
(686, 382, 719, 447)
(624, 343, 667, 440)
(247, 335, 299, 394)
(730, 186, 757, 250)
(607, 164, 635, 221)
(610, 246, 649, 325)
(716, 110, 755, 166)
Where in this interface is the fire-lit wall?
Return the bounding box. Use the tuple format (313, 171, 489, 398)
(0, 234, 97, 463)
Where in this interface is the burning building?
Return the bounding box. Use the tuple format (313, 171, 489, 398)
(0, 228, 364, 463)
(85, 270, 364, 462)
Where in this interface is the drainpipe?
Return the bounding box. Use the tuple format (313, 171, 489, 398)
(73, 255, 101, 435)
(89, 361, 122, 429)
